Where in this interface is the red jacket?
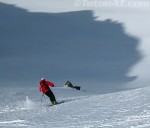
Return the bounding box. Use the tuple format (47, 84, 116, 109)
(39, 80, 54, 93)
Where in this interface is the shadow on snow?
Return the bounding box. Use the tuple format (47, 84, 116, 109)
(0, 3, 142, 93)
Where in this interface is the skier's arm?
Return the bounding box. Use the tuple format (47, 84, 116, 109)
(46, 81, 54, 87)
(39, 82, 43, 92)
(39, 85, 43, 92)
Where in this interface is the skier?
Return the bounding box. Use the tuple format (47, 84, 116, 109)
(39, 78, 57, 105)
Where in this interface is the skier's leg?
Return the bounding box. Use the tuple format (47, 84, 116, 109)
(49, 90, 57, 104)
(45, 90, 57, 105)
(45, 91, 53, 104)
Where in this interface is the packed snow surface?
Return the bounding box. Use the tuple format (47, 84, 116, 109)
(0, 86, 150, 128)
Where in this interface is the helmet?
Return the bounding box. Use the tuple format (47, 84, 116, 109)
(41, 78, 45, 80)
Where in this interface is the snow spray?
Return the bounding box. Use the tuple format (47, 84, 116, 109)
(25, 96, 34, 109)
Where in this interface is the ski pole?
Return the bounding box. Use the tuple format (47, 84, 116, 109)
(41, 93, 45, 103)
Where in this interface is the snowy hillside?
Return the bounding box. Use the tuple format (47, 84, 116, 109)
(0, 1, 150, 127)
(1, 86, 150, 128)
(1, 0, 150, 90)
(0, 2, 142, 92)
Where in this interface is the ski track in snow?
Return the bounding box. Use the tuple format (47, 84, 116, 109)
(0, 87, 150, 128)
(0, 120, 28, 127)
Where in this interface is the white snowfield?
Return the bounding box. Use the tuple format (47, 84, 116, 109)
(0, 86, 150, 128)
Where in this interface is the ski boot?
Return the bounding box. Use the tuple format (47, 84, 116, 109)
(52, 100, 57, 105)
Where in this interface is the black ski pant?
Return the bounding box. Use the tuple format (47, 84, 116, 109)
(45, 90, 56, 103)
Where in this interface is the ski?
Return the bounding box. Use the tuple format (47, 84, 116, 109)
(48, 100, 65, 107)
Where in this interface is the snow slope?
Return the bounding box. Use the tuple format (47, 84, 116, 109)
(1, 0, 150, 89)
(1, 86, 150, 128)
(0, 2, 142, 93)
(0, 1, 150, 127)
